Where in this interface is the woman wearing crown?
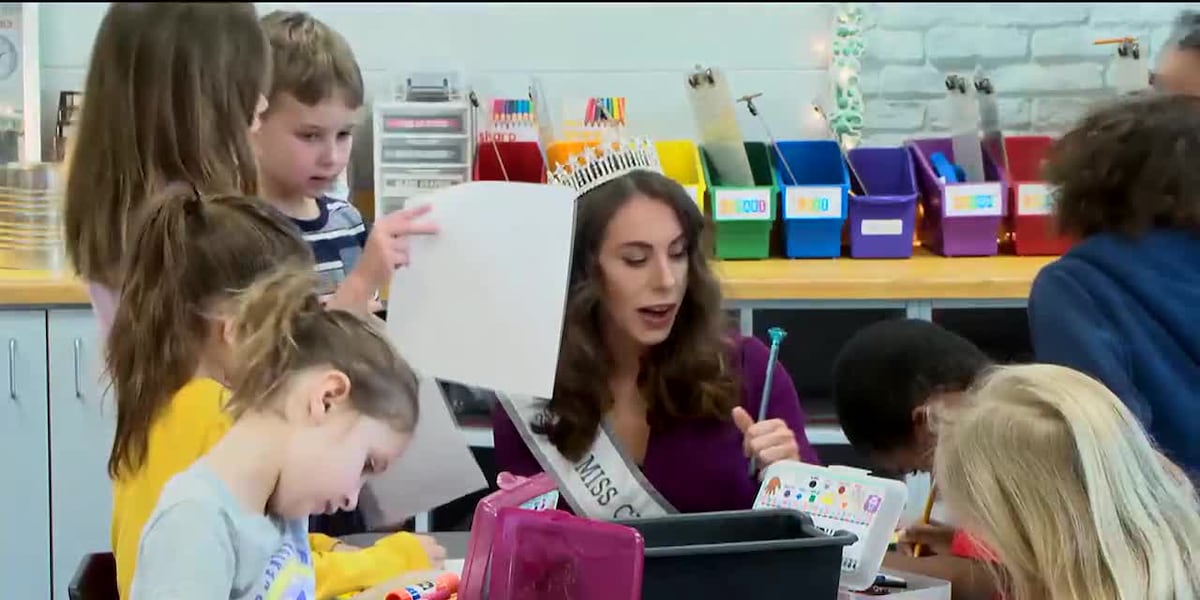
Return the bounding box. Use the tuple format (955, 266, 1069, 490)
(491, 139, 820, 520)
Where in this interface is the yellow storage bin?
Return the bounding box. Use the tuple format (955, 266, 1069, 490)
(655, 140, 707, 214)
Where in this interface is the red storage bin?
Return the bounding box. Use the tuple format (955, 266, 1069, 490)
(473, 141, 547, 183)
(998, 136, 1074, 256)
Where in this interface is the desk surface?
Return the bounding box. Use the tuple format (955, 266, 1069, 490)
(0, 251, 1055, 306)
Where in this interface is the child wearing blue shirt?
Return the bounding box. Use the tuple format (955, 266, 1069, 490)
(1029, 92, 1200, 476)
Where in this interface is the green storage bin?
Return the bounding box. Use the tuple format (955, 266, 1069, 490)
(700, 142, 778, 260)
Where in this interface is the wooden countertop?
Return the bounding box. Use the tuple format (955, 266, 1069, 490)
(713, 250, 1056, 301)
(0, 269, 90, 305)
(0, 251, 1057, 306)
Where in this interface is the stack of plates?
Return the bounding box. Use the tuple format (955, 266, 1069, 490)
(0, 163, 65, 272)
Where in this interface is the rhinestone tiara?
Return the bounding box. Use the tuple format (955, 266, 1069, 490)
(547, 137, 664, 196)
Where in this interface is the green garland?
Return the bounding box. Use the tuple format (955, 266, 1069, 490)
(830, 2, 865, 148)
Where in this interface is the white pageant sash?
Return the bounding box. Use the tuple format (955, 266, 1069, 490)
(497, 392, 676, 520)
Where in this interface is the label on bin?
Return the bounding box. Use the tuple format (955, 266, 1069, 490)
(683, 185, 701, 209)
(944, 182, 1003, 218)
(784, 186, 843, 220)
(861, 219, 904, 236)
(714, 188, 772, 221)
(1016, 183, 1055, 216)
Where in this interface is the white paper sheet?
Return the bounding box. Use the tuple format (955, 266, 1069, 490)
(360, 376, 489, 528)
(386, 180, 577, 398)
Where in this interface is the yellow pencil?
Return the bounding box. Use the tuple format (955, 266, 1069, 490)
(912, 485, 937, 557)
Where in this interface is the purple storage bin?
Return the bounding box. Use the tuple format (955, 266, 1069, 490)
(906, 137, 1009, 257)
(846, 147, 918, 259)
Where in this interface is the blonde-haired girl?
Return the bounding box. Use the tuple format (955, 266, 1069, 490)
(935, 364, 1200, 600)
(131, 263, 424, 599)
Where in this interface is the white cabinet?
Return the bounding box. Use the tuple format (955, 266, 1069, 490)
(0, 310, 51, 599)
(48, 309, 115, 599)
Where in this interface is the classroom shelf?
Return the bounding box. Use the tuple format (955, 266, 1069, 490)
(0, 251, 1055, 307)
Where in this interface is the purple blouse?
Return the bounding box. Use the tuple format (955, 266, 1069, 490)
(491, 334, 821, 514)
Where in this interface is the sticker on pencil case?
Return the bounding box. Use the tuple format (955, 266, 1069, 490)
(944, 182, 1003, 218)
(784, 186, 843, 219)
(714, 188, 772, 221)
(1016, 183, 1055, 216)
(518, 490, 560, 511)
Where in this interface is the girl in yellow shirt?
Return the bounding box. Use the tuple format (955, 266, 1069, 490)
(104, 188, 440, 598)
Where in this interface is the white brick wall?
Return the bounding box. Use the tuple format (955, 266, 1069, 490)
(861, 2, 1200, 146)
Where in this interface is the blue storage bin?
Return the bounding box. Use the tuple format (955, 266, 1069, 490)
(772, 140, 850, 258)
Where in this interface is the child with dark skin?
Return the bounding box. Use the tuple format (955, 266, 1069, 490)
(832, 319, 999, 600)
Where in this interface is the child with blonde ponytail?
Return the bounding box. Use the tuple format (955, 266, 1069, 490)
(935, 364, 1200, 600)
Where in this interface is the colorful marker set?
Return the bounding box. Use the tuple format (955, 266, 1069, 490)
(490, 98, 535, 129)
(584, 96, 626, 126)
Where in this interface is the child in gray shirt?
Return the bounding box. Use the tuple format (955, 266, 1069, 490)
(130, 461, 315, 600)
(127, 264, 423, 600)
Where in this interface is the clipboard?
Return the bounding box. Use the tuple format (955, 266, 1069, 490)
(976, 75, 1007, 176)
(686, 65, 756, 187)
(1097, 37, 1149, 95)
(945, 74, 985, 183)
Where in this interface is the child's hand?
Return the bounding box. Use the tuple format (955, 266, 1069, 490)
(897, 521, 956, 556)
(340, 204, 439, 309)
(414, 534, 446, 569)
(732, 406, 800, 473)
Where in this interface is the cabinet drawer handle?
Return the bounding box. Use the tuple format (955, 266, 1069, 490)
(7, 339, 14, 400)
(73, 338, 83, 399)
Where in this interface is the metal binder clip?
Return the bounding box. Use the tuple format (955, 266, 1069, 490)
(945, 74, 968, 94)
(687, 65, 716, 89)
(1096, 37, 1149, 95)
(943, 73, 985, 183)
(470, 90, 509, 182)
(1117, 38, 1141, 60)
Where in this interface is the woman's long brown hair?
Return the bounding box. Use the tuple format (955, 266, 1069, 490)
(535, 170, 740, 461)
(106, 189, 312, 480)
(64, 2, 269, 289)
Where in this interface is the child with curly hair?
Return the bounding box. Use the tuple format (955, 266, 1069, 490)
(1029, 92, 1200, 475)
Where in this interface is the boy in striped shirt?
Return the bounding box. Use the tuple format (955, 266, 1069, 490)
(254, 11, 435, 313)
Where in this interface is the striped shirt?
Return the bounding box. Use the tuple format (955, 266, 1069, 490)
(289, 197, 369, 299)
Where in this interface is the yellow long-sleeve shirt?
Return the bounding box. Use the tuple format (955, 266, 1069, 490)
(111, 377, 432, 599)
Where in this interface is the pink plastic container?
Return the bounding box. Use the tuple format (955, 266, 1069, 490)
(487, 507, 645, 600)
(460, 474, 560, 600)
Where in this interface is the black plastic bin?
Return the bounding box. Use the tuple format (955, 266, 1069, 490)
(614, 509, 856, 599)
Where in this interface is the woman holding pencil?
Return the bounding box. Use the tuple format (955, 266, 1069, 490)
(490, 154, 819, 521)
